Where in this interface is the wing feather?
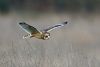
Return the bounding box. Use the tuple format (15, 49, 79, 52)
(19, 22, 41, 34)
(44, 21, 68, 32)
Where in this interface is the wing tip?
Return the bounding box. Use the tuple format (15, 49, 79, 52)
(63, 21, 68, 25)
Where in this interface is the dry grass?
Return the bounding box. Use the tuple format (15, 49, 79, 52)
(0, 12, 100, 67)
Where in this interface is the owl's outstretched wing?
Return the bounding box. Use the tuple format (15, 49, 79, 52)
(19, 22, 41, 34)
(43, 21, 68, 32)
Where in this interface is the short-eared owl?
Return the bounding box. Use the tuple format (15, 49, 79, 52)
(19, 21, 68, 40)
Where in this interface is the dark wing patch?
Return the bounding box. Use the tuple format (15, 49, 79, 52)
(19, 22, 41, 34)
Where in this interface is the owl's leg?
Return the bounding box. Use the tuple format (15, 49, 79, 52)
(23, 34, 32, 39)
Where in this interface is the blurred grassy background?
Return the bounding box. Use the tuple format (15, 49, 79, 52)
(0, 0, 100, 67)
(0, 0, 100, 14)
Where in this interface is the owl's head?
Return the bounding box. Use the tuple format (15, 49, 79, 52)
(43, 32, 50, 40)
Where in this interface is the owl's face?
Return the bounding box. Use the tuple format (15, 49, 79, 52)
(43, 32, 50, 40)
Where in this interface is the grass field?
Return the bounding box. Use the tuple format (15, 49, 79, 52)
(0, 11, 100, 67)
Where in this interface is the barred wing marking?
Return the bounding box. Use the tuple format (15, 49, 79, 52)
(44, 21, 68, 32)
(19, 22, 41, 34)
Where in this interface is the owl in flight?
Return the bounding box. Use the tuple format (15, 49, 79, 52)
(19, 21, 68, 40)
